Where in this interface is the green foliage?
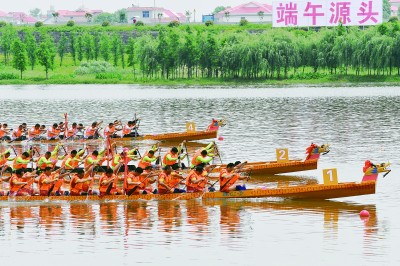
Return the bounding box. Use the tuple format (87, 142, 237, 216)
(168, 20, 180, 27)
(94, 13, 116, 24)
(67, 20, 75, 27)
(102, 21, 111, 27)
(99, 33, 111, 61)
(36, 35, 56, 79)
(75, 61, 116, 75)
(0, 73, 19, 80)
(95, 72, 122, 79)
(389, 16, 399, 23)
(205, 20, 214, 27)
(34, 21, 43, 28)
(383, 0, 391, 20)
(0, 21, 7, 27)
(11, 38, 28, 79)
(212, 6, 229, 15)
(239, 19, 249, 26)
(135, 21, 144, 26)
(116, 9, 127, 23)
(57, 33, 68, 66)
(0, 25, 17, 65)
(25, 32, 37, 70)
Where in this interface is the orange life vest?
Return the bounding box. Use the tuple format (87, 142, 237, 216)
(13, 128, 23, 138)
(138, 150, 152, 169)
(47, 127, 60, 139)
(162, 151, 178, 166)
(38, 173, 56, 193)
(0, 156, 7, 167)
(13, 156, 29, 169)
(38, 156, 52, 170)
(99, 174, 117, 193)
(85, 126, 97, 137)
(9, 175, 25, 193)
(185, 170, 208, 192)
(28, 127, 40, 138)
(70, 174, 89, 196)
(191, 149, 203, 166)
(219, 169, 239, 192)
(125, 172, 141, 194)
(103, 126, 115, 137)
(122, 124, 133, 135)
(66, 127, 77, 138)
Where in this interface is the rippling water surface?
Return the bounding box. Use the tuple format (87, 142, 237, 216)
(0, 85, 399, 265)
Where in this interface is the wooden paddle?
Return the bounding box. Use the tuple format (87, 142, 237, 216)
(105, 162, 123, 195)
(126, 171, 157, 196)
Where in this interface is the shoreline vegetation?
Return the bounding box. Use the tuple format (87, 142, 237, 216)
(2, 20, 400, 85)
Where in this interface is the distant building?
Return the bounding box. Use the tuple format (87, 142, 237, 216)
(127, 5, 185, 23)
(9, 12, 37, 24)
(390, 0, 400, 16)
(43, 7, 103, 24)
(0, 10, 12, 23)
(215, 1, 272, 23)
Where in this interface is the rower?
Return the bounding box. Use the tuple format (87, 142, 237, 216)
(162, 141, 186, 168)
(28, 124, 42, 140)
(158, 165, 185, 194)
(38, 167, 69, 196)
(104, 122, 121, 138)
(0, 148, 13, 175)
(37, 151, 54, 171)
(125, 167, 148, 195)
(219, 162, 248, 192)
(84, 149, 105, 171)
(65, 123, 79, 140)
(62, 149, 85, 171)
(138, 148, 159, 170)
(13, 151, 33, 171)
(69, 166, 94, 196)
(121, 121, 139, 137)
(12, 125, 27, 141)
(47, 123, 61, 140)
(9, 169, 37, 196)
(0, 124, 11, 141)
(190, 142, 215, 169)
(185, 165, 212, 193)
(98, 167, 123, 196)
(84, 122, 102, 139)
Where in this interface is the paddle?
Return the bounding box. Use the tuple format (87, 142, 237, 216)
(47, 167, 67, 196)
(12, 171, 37, 196)
(214, 142, 223, 164)
(219, 162, 248, 192)
(105, 162, 123, 195)
(383, 170, 391, 178)
(184, 142, 190, 167)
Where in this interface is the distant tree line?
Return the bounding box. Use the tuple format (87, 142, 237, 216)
(2, 20, 400, 80)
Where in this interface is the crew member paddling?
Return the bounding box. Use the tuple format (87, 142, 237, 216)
(47, 123, 61, 140)
(125, 167, 149, 195)
(162, 142, 187, 168)
(0, 124, 11, 141)
(219, 162, 248, 192)
(13, 151, 33, 171)
(98, 166, 123, 196)
(28, 124, 43, 140)
(0, 148, 13, 174)
(190, 142, 215, 168)
(185, 165, 212, 193)
(158, 165, 185, 194)
(12, 125, 27, 141)
(38, 167, 69, 196)
(84, 122, 102, 139)
(9, 169, 37, 196)
(69, 167, 94, 196)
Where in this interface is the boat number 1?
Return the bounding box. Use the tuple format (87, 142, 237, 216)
(323, 168, 338, 185)
(186, 122, 196, 133)
(276, 148, 289, 162)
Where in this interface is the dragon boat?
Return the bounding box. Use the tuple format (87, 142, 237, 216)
(211, 144, 330, 175)
(3, 119, 226, 145)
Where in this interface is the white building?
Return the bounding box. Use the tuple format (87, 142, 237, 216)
(127, 5, 185, 23)
(215, 1, 273, 23)
(0, 11, 12, 23)
(43, 7, 102, 24)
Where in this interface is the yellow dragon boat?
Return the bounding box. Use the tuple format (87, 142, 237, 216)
(211, 144, 330, 175)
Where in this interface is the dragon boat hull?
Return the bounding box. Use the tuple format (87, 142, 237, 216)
(211, 159, 318, 175)
(4, 130, 218, 145)
(0, 181, 376, 202)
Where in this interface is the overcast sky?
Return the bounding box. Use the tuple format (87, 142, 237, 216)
(2, 0, 256, 16)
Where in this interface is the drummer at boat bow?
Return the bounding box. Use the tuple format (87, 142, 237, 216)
(219, 162, 248, 192)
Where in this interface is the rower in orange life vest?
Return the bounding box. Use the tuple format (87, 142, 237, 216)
(11, 124, 27, 141)
(0, 123, 12, 141)
(163, 141, 187, 168)
(157, 165, 186, 194)
(9, 169, 37, 196)
(62, 149, 86, 172)
(36, 144, 64, 171)
(38, 167, 69, 196)
(28, 124, 44, 140)
(69, 166, 95, 196)
(190, 142, 215, 169)
(84, 121, 102, 139)
(65, 122, 84, 140)
(125, 167, 153, 195)
(121, 121, 139, 137)
(186, 165, 212, 193)
(0, 148, 13, 175)
(104, 121, 122, 138)
(47, 123, 61, 140)
(219, 162, 248, 192)
(84, 149, 105, 171)
(13, 150, 34, 171)
(99, 166, 124, 196)
(138, 145, 159, 169)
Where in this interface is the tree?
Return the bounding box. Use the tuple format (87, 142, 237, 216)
(0, 25, 17, 65)
(36, 36, 56, 79)
(126, 37, 136, 76)
(52, 12, 59, 23)
(77, 34, 83, 62)
(83, 33, 95, 62)
(383, 0, 391, 20)
(258, 11, 264, 22)
(212, 6, 229, 15)
(57, 33, 68, 66)
(224, 11, 230, 22)
(85, 13, 93, 23)
(111, 34, 121, 66)
(25, 32, 37, 70)
(94, 13, 115, 23)
(100, 34, 111, 62)
(12, 39, 27, 79)
(70, 32, 77, 65)
(116, 9, 127, 23)
(30, 8, 41, 18)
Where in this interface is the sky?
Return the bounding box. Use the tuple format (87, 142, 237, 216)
(1, 0, 258, 16)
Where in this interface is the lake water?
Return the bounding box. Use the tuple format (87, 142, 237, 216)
(0, 85, 399, 265)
